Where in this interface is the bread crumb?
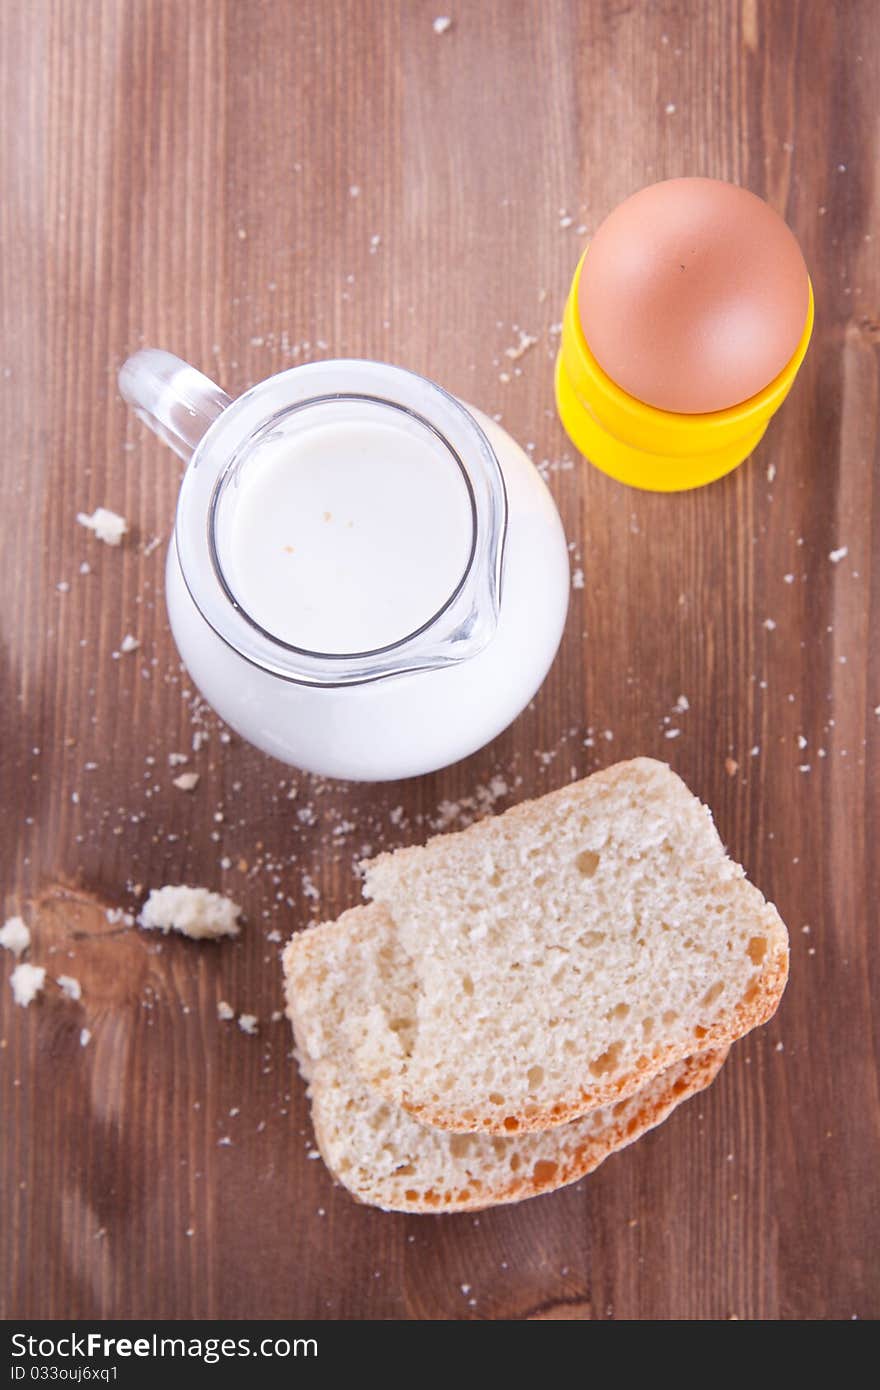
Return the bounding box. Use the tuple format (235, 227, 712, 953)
(172, 771, 200, 792)
(664, 102, 676, 114)
(138, 886, 242, 940)
(238, 1013, 259, 1035)
(0, 915, 30, 958)
(57, 974, 82, 1001)
(766, 463, 776, 482)
(829, 546, 848, 564)
(168, 752, 189, 766)
(763, 618, 777, 631)
(10, 962, 46, 1007)
(674, 694, 689, 712)
(120, 633, 140, 654)
(504, 331, 538, 362)
(80, 1027, 91, 1047)
(664, 728, 681, 740)
(725, 757, 739, 776)
(571, 568, 585, 590)
(428, 775, 511, 833)
(432, 15, 452, 33)
(76, 507, 128, 546)
(217, 1000, 235, 1020)
(106, 907, 135, 926)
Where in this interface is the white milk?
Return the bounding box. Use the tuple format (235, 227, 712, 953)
(221, 406, 474, 653)
(120, 351, 570, 781)
(167, 407, 569, 780)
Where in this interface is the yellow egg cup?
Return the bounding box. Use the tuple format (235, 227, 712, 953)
(555, 251, 815, 492)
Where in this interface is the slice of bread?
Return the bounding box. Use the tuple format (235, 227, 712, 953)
(282, 910, 727, 1213)
(284, 904, 418, 1085)
(348, 758, 788, 1133)
(309, 1049, 727, 1214)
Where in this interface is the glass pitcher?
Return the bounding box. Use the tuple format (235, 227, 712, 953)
(119, 350, 570, 781)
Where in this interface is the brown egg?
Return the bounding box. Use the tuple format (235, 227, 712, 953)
(577, 178, 810, 414)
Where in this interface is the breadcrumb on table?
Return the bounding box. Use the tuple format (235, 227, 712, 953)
(138, 886, 242, 940)
(76, 507, 128, 546)
(0, 916, 30, 957)
(10, 963, 46, 1007)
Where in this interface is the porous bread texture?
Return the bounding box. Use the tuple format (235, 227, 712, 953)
(282, 912, 727, 1213)
(353, 758, 787, 1133)
(138, 886, 241, 940)
(284, 905, 418, 1085)
(311, 1051, 725, 1213)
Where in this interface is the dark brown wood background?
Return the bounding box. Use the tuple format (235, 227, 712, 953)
(1, 0, 877, 1322)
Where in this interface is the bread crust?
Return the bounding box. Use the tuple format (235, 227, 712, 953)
(285, 929, 731, 1214)
(310, 1049, 728, 1214)
(391, 946, 787, 1134)
(282, 876, 788, 1138)
(283, 760, 790, 1139)
(362, 758, 709, 879)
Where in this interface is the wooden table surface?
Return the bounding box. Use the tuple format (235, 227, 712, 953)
(2, 0, 878, 1322)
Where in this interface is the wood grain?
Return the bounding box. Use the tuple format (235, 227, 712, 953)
(1, 0, 877, 1320)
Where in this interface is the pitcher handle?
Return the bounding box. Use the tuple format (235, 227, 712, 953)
(118, 349, 232, 463)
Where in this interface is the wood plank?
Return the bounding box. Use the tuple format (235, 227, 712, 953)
(1, 0, 877, 1320)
